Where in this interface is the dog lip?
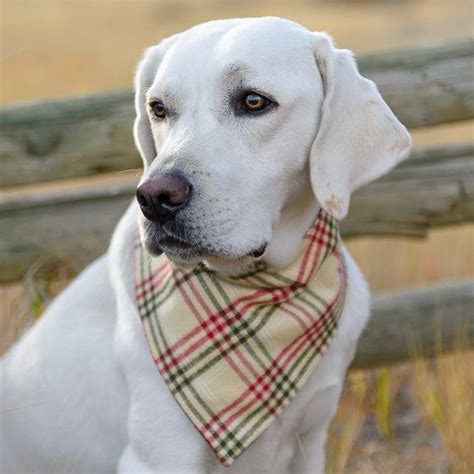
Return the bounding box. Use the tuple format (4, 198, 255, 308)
(159, 237, 269, 261)
(144, 223, 269, 261)
(159, 236, 224, 261)
(249, 243, 268, 258)
(159, 235, 193, 250)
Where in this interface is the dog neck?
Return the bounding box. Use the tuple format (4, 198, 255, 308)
(264, 187, 320, 269)
(204, 185, 319, 276)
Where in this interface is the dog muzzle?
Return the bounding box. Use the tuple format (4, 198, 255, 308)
(134, 208, 347, 466)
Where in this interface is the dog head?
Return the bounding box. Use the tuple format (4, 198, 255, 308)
(134, 18, 411, 273)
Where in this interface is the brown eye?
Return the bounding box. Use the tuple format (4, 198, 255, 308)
(242, 93, 270, 112)
(149, 100, 166, 119)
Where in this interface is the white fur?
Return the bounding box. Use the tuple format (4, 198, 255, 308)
(1, 17, 410, 473)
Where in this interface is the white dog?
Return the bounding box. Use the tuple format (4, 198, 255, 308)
(1, 17, 410, 474)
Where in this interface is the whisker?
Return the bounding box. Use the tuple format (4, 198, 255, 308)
(115, 169, 142, 176)
(1, 401, 48, 414)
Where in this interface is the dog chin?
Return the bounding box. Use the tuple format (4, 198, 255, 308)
(144, 238, 202, 263)
(203, 254, 264, 276)
(142, 235, 267, 275)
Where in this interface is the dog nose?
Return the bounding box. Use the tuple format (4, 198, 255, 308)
(136, 173, 192, 222)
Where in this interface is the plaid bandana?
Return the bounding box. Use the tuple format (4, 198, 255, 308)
(135, 209, 346, 466)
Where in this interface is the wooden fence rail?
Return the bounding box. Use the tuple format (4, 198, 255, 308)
(1, 142, 472, 282)
(353, 280, 474, 368)
(0, 40, 473, 187)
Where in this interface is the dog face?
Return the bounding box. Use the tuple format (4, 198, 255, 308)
(134, 18, 411, 273)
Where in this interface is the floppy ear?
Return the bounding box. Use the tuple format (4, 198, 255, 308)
(133, 45, 161, 164)
(309, 33, 411, 220)
(133, 37, 178, 165)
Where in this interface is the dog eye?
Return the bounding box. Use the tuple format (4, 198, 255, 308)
(242, 93, 270, 112)
(149, 100, 166, 119)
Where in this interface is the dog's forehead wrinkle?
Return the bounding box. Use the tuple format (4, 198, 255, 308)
(151, 21, 315, 98)
(221, 61, 247, 79)
(215, 21, 313, 66)
(147, 82, 178, 103)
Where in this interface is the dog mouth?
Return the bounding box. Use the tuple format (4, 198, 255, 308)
(248, 243, 268, 258)
(154, 236, 267, 262)
(143, 231, 203, 261)
(142, 222, 268, 263)
(158, 235, 204, 257)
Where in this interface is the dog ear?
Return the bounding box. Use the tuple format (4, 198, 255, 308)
(309, 33, 411, 220)
(133, 37, 178, 165)
(133, 45, 161, 164)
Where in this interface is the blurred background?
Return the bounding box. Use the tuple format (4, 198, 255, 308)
(1, 0, 473, 472)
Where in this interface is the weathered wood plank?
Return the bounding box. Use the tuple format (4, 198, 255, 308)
(342, 142, 474, 236)
(1, 40, 473, 187)
(0, 178, 134, 283)
(358, 39, 474, 129)
(353, 280, 474, 368)
(0, 91, 138, 188)
(0, 143, 472, 282)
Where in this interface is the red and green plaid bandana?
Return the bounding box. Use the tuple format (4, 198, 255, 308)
(135, 209, 346, 466)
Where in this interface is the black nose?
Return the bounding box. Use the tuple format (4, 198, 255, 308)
(136, 173, 192, 222)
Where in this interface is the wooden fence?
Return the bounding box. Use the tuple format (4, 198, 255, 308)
(1, 40, 473, 366)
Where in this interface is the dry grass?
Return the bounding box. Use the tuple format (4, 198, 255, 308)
(0, 261, 73, 354)
(326, 371, 368, 473)
(413, 350, 474, 472)
(0, 283, 31, 355)
(2, 0, 473, 471)
(327, 352, 474, 473)
(347, 225, 474, 294)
